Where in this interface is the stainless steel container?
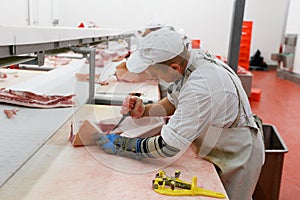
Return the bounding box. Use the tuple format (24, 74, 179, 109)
(253, 124, 288, 200)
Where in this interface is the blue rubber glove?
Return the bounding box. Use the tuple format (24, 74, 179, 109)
(97, 133, 121, 155)
(97, 133, 143, 160)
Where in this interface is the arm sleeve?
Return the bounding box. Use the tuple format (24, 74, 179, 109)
(139, 135, 180, 158)
(116, 135, 180, 159)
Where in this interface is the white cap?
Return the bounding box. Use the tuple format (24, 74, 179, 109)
(143, 23, 175, 31)
(127, 29, 184, 73)
(144, 22, 164, 29)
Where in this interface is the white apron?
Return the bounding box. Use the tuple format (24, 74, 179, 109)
(193, 121, 264, 200)
(182, 51, 265, 200)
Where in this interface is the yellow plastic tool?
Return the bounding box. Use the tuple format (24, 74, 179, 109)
(152, 170, 226, 199)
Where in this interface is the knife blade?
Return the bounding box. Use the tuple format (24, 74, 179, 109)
(111, 112, 130, 131)
(111, 93, 142, 131)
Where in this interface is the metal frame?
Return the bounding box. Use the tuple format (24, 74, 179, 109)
(70, 46, 96, 104)
(0, 26, 134, 104)
(0, 35, 124, 59)
(227, 0, 246, 72)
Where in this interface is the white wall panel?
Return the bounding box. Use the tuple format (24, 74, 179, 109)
(0, 0, 28, 25)
(49, 0, 292, 65)
(244, 0, 289, 65)
(53, 0, 233, 57)
(0, 0, 295, 69)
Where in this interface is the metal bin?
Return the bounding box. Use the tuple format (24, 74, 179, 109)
(253, 124, 288, 200)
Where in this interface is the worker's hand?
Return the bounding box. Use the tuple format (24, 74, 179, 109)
(121, 96, 145, 119)
(97, 133, 143, 160)
(97, 133, 120, 155)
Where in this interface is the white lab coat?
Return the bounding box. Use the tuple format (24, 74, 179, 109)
(161, 50, 265, 200)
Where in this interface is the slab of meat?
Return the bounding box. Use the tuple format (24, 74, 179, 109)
(0, 72, 7, 79)
(4, 109, 19, 119)
(0, 88, 77, 108)
(75, 73, 100, 82)
(97, 123, 116, 133)
(71, 120, 105, 147)
(45, 56, 71, 67)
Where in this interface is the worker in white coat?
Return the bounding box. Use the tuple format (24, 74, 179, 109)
(97, 29, 265, 200)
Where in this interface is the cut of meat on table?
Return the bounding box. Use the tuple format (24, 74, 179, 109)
(96, 80, 109, 86)
(4, 109, 19, 119)
(71, 120, 105, 147)
(97, 123, 116, 133)
(0, 88, 77, 108)
(44, 56, 72, 67)
(75, 73, 108, 85)
(0, 72, 7, 79)
(75, 73, 100, 82)
(85, 50, 129, 67)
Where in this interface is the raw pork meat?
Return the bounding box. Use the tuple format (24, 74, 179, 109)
(0, 88, 77, 108)
(4, 109, 18, 119)
(71, 120, 105, 147)
(97, 123, 116, 133)
(85, 50, 128, 67)
(45, 56, 71, 67)
(0, 72, 7, 79)
(75, 73, 100, 82)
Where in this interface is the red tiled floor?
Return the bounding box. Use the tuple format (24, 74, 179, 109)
(250, 69, 300, 200)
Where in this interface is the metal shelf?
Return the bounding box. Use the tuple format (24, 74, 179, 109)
(0, 25, 132, 60)
(0, 25, 134, 104)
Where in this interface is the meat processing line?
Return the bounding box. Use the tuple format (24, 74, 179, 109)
(0, 25, 134, 104)
(0, 25, 231, 200)
(0, 25, 134, 187)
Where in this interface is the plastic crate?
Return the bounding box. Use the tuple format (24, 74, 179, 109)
(250, 88, 262, 101)
(191, 39, 200, 49)
(253, 124, 288, 200)
(238, 21, 253, 70)
(238, 60, 250, 69)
